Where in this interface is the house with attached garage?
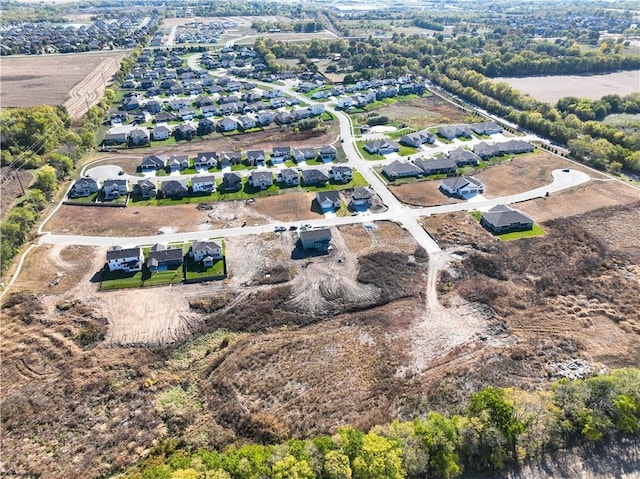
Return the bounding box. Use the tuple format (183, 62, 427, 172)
(315, 190, 341, 212)
(129, 128, 150, 147)
(102, 132, 128, 146)
(190, 240, 223, 267)
(169, 99, 190, 111)
(310, 104, 325, 115)
(169, 154, 189, 170)
(293, 147, 316, 163)
(133, 179, 156, 199)
(399, 130, 436, 148)
(351, 187, 373, 209)
(246, 150, 266, 167)
(364, 139, 400, 155)
(414, 157, 457, 176)
(249, 170, 273, 189)
(319, 144, 337, 162)
(201, 105, 218, 118)
(299, 227, 332, 251)
(70, 177, 99, 197)
(106, 246, 143, 272)
(256, 111, 274, 126)
(140, 155, 166, 171)
(440, 176, 484, 198)
(470, 121, 503, 136)
(102, 179, 129, 200)
(382, 160, 423, 181)
(436, 124, 473, 140)
(174, 123, 197, 140)
(147, 244, 184, 273)
(191, 175, 216, 193)
(155, 111, 177, 123)
(195, 152, 217, 169)
(198, 118, 216, 136)
(179, 108, 197, 121)
(277, 168, 300, 186)
(271, 146, 291, 164)
(448, 148, 480, 166)
(144, 100, 163, 114)
(219, 151, 242, 168)
(160, 179, 189, 198)
(237, 115, 256, 131)
(480, 205, 534, 234)
(217, 117, 237, 132)
(274, 111, 292, 125)
(329, 165, 353, 183)
(222, 172, 243, 192)
(301, 169, 329, 186)
(152, 125, 171, 141)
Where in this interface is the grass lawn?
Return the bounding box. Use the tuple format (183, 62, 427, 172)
(469, 210, 482, 221)
(142, 268, 184, 287)
(151, 136, 178, 147)
(387, 127, 417, 139)
(496, 224, 546, 241)
(67, 192, 98, 203)
(398, 145, 417, 157)
(356, 141, 384, 161)
(185, 258, 226, 280)
(96, 192, 128, 205)
(231, 163, 252, 171)
(156, 167, 169, 177)
(100, 270, 143, 290)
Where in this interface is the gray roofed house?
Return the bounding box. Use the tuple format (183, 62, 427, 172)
(103, 131, 128, 146)
(195, 151, 217, 168)
(299, 227, 332, 251)
(246, 150, 266, 166)
(249, 170, 273, 189)
(141, 154, 167, 170)
(277, 168, 300, 186)
(190, 240, 223, 264)
(351, 187, 373, 209)
(448, 148, 480, 166)
(364, 139, 400, 155)
(106, 246, 143, 272)
(293, 147, 316, 163)
(219, 151, 242, 168)
(316, 190, 341, 211)
(102, 178, 128, 200)
(169, 154, 189, 170)
(382, 160, 423, 180)
(147, 244, 184, 272)
(399, 130, 436, 148)
(329, 165, 353, 183)
(222, 172, 243, 192)
(160, 179, 189, 198)
(470, 121, 503, 135)
(440, 176, 484, 198)
(271, 146, 291, 164)
(414, 157, 457, 176)
(134, 179, 156, 199)
(480, 205, 534, 234)
(70, 177, 99, 198)
(436, 124, 473, 140)
(152, 124, 172, 141)
(320, 144, 337, 162)
(174, 123, 197, 140)
(191, 175, 216, 193)
(301, 169, 329, 186)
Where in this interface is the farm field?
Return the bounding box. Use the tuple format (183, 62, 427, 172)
(0, 52, 126, 118)
(495, 70, 640, 103)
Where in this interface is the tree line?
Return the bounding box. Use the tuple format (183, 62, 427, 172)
(120, 369, 640, 479)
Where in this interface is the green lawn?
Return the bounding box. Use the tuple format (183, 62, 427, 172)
(142, 268, 184, 287)
(496, 224, 546, 241)
(469, 210, 482, 221)
(151, 136, 178, 147)
(67, 192, 98, 203)
(398, 145, 417, 157)
(100, 270, 143, 290)
(356, 141, 384, 161)
(185, 258, 226, 281)
(387, 127, 417, 139)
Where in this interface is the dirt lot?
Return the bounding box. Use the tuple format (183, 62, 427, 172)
(361, 95, 472, 129)
(0, 168, 34, 220)
(389, 179, 461, 207)
(0, 52, 125, 117)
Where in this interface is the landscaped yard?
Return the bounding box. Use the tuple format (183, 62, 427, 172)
(356, 141, 384, 161)
(496, 224, 546, 240)
(185, 258, 226, 281)
(100, 270, 143, 290)
(66, 192, 98, 204)
(142, 267, 184, 287)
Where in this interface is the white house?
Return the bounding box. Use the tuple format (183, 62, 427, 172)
(192, 175, 216, 193)
(190, 240, 223, 266)
(310, 104, 325, 115)
(439, 176, 484, 198)
(152, 125, 171, 141)
(329, 165, 353, 183)
(249, 170, 273, 189)
(106, 246, 143, 272)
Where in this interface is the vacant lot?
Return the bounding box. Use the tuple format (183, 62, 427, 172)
(0, 52, 125, 117)
(0, 168, 34, 220)
(495, 71, 640, 103)
(390, 179, 461, 207)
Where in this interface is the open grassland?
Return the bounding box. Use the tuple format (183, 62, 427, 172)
(0, 52, 125, 117)
(495, 70, 640, 103)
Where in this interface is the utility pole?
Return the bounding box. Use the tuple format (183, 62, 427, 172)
(15, 171, 26, 196)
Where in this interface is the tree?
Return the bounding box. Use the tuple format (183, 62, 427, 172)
(34, 165, 58, 197)
(414, 413, 460, 478)
(323, 451, 352, 479)
(351, 432, 405, 479)
(271, 455, 315, 479)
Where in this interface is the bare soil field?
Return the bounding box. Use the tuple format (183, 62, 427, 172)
(389, 179, 461, 207)
(0, 168, 33, 219)
(476, 152, 602, 198)
(495, 70, 640, 104)
(369, 95, 472, 129)
(518, 179, 640, 223)
(250, 191, 320, 221)
(0, 52, 125, 117)
(422, 211, 496, 249)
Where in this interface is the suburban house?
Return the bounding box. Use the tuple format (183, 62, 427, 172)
(256, 111, 274, 126)
(448, 148, 480, 166)
(133, 179, 156, 199)
(195, 95, 214, 107)
(382, 160, 423, 180)
(222, 172, 243, 192)
(299, 227, 332, 251)
(473, 140, 534, 159)
(364, 139, 400, 155)
(110, 111, 128, 125)
(198, 118, 216, 135)
(201, 105, 218, 118)
(246, 150, 266, 167)
(160, 179, 189, 198)
(140, 155, 166, 171)
(319, 144, 337, 162)
(351, 187, 373, 209)
(195, 152, 217, 169)
(481, 205, 534, 234)
(190, 240, 223, 267)
(436, 124, 473, 140)
(169, 99, 190, 110)
(217, 117, 237, 132)
(329, 165, 353, 183)
(310, 104, 325, 115)
(191, 175, 216, 194)
(470, 121, 503, 136)
(155, 111, 177, 123)
(219, 151, 242, 168)
(70, 177, 99, 197)
(147, 244, 184, 273)
(237, 115, 256, 131)
(277, 168, 300, 186)
(315, 190, 341, 212)
(152, 125, 171, 141)
(271, 146, 291, 164)
(129, 128, 150, 146)
(249, 170, 273, 189)
(440, 176, 484, 198)
(169, 154, 189, 170)
(301, 169, 329, 186)
(174, 123, 197, 140)
(102, 132, 128, 146)
(292, 147, 316, 163)
(102, 179, 128, 200)
(144, 100, 162, 114)
(399, 130, 436, 148)
(274, 111, 292, 125)
(414, 157, 457, 176)
(106, 246, 143, 273)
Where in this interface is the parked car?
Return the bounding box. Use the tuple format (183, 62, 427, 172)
(289, 225, 298, 231)
(274, 226, 286, 232)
